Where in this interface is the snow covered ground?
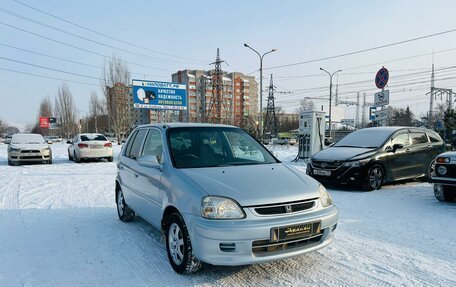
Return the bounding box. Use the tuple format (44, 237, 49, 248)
(0, 143, 454, 287)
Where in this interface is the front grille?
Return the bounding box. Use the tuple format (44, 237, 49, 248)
(21, 150, 40, 153)
(253, 199, 316, 215)
(20, 156, 43, 160)
(312, 161, 342, 169)
(252, 231, 324, 256)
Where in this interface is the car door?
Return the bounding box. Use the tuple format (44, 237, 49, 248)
(409, 130, 430, 176)
(384, 131, 414, 180)
(130, 128, 164, 227)
(119, 129, 147, 213)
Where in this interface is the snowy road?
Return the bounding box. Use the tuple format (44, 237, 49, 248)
(0, 143, 455, 287)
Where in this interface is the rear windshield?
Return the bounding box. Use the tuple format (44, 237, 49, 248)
(80, 134, 107, 141)
(334, 128, 394, 148)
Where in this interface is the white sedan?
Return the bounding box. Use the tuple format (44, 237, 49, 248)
(68, 133, 113, 163)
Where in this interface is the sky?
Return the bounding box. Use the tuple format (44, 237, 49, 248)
(2, 0, 456, 128)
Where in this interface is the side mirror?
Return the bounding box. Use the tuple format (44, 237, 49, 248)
(387, 143, 404, 152)
(137, 154, 161, 169)
(66, 140, 72, 144)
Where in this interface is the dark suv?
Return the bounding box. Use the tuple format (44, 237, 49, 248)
(431, 152, 456, 202)
(307, 127, 445, 190)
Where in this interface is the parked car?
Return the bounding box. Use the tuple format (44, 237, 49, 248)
(273, 137, 296, 145)
(67, 133, 113, 163)
(116, 123, 338, 274)
(45, 136, 62, 143)
(430, 152, 456, 202)
(7, 133, 52, 165)
(307, 127, 445, 191)
(4, 134, 12, 144)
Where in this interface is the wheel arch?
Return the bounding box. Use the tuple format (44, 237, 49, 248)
(161, 205, 181, 232)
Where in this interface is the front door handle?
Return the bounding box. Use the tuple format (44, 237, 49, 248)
(405, 148, 411, 153)
(134, 173, 139, 178)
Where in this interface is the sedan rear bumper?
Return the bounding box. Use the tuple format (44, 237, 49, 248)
(184, 205, 338, 266)
(79, 148, 113, 159)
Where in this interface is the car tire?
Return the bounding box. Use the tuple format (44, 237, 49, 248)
(74, 152, 81, 163)
(68, 150, 73, 161)
(434, 184, 456, 202)
(116, 187, 135, 222)
(8, 160, 14, 166)
(423, 160, 435, 182)
(108, 157, 113, 162)
(165, 213, 202, 274)
(363, 164, 384, 191)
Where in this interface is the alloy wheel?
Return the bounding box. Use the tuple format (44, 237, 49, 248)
(369, 167, 383, 189)
(168, 223, 184, 265)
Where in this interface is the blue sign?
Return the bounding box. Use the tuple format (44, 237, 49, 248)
(369, 107, 377, 121)
(132, 79, 187, 110)
(436, 120, 444, 130)
(375, 67, 389, 89)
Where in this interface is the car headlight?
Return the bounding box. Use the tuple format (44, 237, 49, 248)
(437, 166, 447, 176)
(318, 185, 333, 207)
(201, 196, 245, 219)
(41, 147, 51, 152)
(342, 159, 370, 167)
(9, 147, 20, 152)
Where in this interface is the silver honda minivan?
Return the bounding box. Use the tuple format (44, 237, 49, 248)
(116, 123, 338, 274)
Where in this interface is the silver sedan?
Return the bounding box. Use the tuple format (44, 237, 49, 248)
(116, 123, 338, 274)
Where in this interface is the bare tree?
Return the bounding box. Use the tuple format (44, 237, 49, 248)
(0, 118, 7, 135)
(89, 91, 102, 133)
(55, 83, 77, 139)
(101, 56, 132, 143)
(296, 98, 315, 113)
(34, 96, 54, 135)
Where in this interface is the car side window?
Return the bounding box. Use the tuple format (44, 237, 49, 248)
(428, 132, 441, 143)
(410, 132, 428, 145)
(124, 131, 137, 157)
(141, 129, 163, 162)
(127, 129, 147, 160)
(391, 133, 410, 147)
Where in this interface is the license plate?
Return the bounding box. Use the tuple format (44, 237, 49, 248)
(90, 145, 102, 149)
(314, 169, 331, 176)
(270, 222, 320, 242)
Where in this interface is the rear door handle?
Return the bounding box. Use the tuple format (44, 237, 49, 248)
(406, 148, 411, 153)
(134, 173, 139, 178)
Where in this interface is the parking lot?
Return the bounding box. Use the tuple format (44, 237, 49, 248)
(0, 143, 455, 287)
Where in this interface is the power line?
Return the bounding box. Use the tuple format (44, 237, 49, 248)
(0, 67, 99, 86)
(0, 8, 204, 66)
(266, 28, 456, 70)
(12, 0, 207, 63)
(0, 56, 102, 80)
(0, 42, 169, 79)
(0, 20, 174, 72)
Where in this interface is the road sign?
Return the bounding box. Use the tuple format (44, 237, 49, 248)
(39, 117, 49, 128)
(132, 79, 187, 110)
(49, 117, 57, 129)
(436, 120, 444, 130)
(375, 67, 389, 89)
(374, 90, 389, 107)
(369, 107, 377, 121)
(341, 119, 355, 126)
(373, 109, 388, 121)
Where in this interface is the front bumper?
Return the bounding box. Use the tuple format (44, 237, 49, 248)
(184, 205, 338, 266)
(306, 163, 367, 185)
(8, 150, 51, 162)
(430, 176, 456, 186)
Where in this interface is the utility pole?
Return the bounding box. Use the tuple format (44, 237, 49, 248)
(362, 93, 367, 127)
(320, 68, 341, 138)
(263, 74, 278, 139)
(244, 44, 277, 141)
(208, 48, 226, 124)
(429, 62, 435, 128)
(356, 92, 360, 127)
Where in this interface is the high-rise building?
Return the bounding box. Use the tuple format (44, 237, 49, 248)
(107, 83, 150, 129)
(171, 70, 258, 127)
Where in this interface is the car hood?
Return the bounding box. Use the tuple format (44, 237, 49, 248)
(312, 146, 377, 162)
(10, 143, 49, 150)
(180, 163, 320, 206)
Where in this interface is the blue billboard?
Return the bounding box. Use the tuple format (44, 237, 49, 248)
(132, 79, 187, 110)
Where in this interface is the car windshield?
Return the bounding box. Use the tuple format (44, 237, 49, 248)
(80, 134, 107, 141)
(11, 134, 46, 144)
(334, 128, 394, 148)
(168, 127, 279, 168)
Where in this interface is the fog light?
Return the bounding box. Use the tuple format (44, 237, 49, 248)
(437, 166, 447, 176)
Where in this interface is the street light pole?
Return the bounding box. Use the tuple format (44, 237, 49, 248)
(320, 68, 341, 138)
(244, 44, 277, 141)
